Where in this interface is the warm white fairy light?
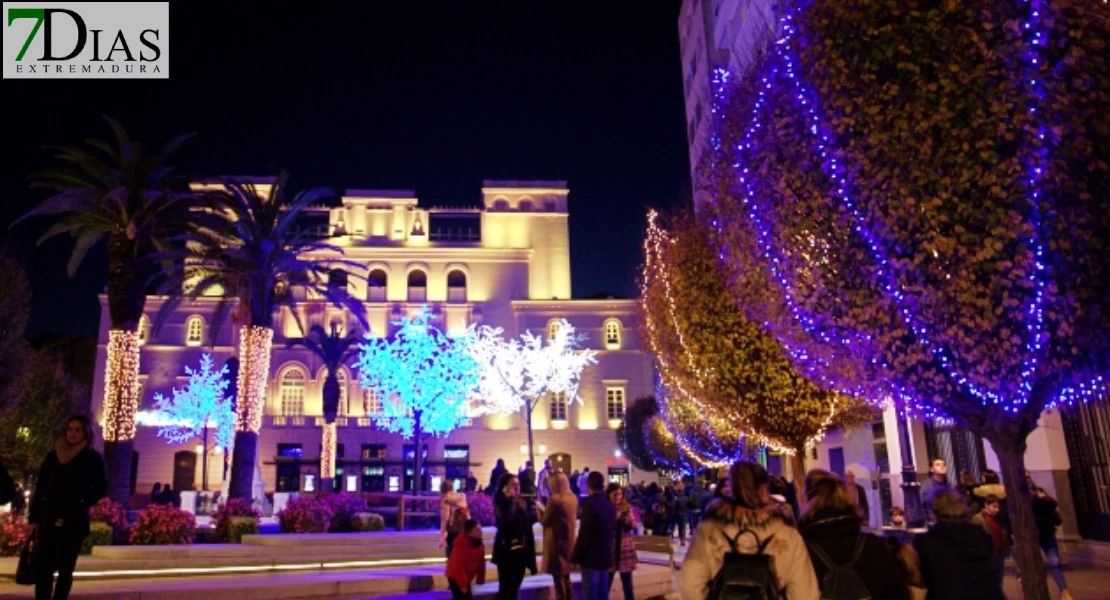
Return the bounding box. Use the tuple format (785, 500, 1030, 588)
(103, 329, 142, 442)
(236, 326, 273, 433)
(321, 422, 337, 480)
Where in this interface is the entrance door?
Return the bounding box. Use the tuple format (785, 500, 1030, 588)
(173, 451, 196, 493)
(1063, 401, 1110, 541)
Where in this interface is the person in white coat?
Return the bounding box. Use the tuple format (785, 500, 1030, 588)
(678, 461, 820, 600)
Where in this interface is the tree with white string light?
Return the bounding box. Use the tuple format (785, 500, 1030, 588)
(469, 319, 596, 468)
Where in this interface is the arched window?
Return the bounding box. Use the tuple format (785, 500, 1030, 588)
(447, 270, 467, 303)
(336, 369, 349, 417)
(368, 269, 388, 302)
(137, 315, 150, 346)
(185, 316, 204, 347)
(279, 367, 307, 417)
(363, 387, 381, 415)
(407, 270, 427, 302)
(518, 200, 534, 212)
(328, 269, 348, 290)
(604, 319, 622, 350)
(493, 199, 509, 211)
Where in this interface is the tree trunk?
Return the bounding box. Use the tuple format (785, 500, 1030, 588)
(412, 410, 423, 496)
(526, 402, 536, 469)
(228, 325, 273, 500)
(986, 432, 1051, 600)
(103, 440, 134, 505)
(229, 430, 258, 500)
(320, 421, 337, 494)
(201, 425, 210, 492)
(790, 447, 806, 498)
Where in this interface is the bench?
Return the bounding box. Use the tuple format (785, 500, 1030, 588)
(369, 494, 442, 531)
(633, 535, 675, 570)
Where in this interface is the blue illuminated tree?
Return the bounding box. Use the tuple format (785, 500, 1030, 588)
(355, 307, 480, 494)
(153, 353, 234, 491)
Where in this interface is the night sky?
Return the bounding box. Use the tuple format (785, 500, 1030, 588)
(1, 2, 690, 339)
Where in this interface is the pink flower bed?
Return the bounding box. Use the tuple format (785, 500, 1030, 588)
(211, 498, 261, 541)
(277, 497, 333, 533)
(321, 492, 367, 532)
(0, 513, 29, 557)
(129, 504, 197, 545)
(464, 492, 495, 526)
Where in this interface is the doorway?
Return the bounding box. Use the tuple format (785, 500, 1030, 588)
(550, 453, 572, 476)
(173, 451, 196, 493)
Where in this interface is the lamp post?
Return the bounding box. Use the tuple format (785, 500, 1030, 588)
(897, 410, 925, 528)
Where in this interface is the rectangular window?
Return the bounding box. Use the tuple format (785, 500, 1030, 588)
(549, 391, 568, 422)
(363, 388, 381, 415)
(361, 444, 387, 459)
(276, 443, 303, 492)
(606, 387, 626, 421)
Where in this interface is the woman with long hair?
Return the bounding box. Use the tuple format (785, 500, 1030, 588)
(28, 415, 107, 600)
(607, 482, 638, 600)
(492, 472, 536, 600)
(799, 473, 909, 599)
(539, 472, 577, 600)
(678, 461, 819, 599)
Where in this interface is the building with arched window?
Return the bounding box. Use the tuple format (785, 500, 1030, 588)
(90, 180, 653, 497)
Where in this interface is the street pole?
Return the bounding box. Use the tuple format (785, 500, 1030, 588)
(897, 410, 925, 528)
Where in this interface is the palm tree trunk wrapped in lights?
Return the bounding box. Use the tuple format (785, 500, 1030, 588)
(12, 116, 198, 504)
(320, 422, 337, 488)
(230, 325, 274, 499)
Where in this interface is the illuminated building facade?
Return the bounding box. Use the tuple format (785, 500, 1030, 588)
(89, 180, 653, 496)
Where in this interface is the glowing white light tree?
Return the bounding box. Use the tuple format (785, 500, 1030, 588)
(469, 319, 597, 467)
(153, 353, 234, 491)
(356, 307, 480, 495)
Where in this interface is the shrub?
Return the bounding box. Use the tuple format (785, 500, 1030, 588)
(211, 498, 261, 542)
(277, 497, 333, 534)
(90, 497, 130, 543)
(322, 492, 367, 532)
(363, 492, 398, 508)
(0, 513, 29, 557)
(226, 516, 259, 543)
(80, 522, 113, 555)
(465, 492, 495, 526)
(129, 504, 197, 545)
(352, 512, 385, 532)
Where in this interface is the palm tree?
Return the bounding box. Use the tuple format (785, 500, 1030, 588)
(288, 323, 361, 493)
(12, 116, 196, 504)
(158, 173, 366, 500)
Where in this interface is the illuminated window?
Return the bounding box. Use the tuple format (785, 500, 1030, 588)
(137, 315, 150, 346)
(185, 316, 204, 347)
(407, 270, 427, 303)
(604, 319, 622, 350)
(279, 367, 307, 417)
(548, 319, 562, 341)
(606, 387, 625, 421)
(363, 387, 381, 415)
(549, 391, 568, 422)
(518, 199, 533, 212)
(493, 199, 509, 211)
(447, 270, 467, 303)
(336, 369, 349, 417)
(368, 269, 388, 302)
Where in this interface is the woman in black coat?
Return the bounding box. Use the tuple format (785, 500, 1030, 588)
(799, 476, 910, 600)
(28, 415, 107, 600)
(492, 472, 536, 600)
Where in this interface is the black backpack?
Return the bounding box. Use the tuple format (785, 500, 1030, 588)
(805, 536, 872, 600)
(708, 528, 782, 600)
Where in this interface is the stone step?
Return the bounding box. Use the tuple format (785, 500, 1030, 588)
(0, 562, 675, 600)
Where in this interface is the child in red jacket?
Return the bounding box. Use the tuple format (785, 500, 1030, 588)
(445, 519, 486, 600)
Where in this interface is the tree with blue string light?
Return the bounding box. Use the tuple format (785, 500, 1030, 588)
(705, 2, 1109, 597)
(355, 306, 481, 495)
(153, 353, 234, 491)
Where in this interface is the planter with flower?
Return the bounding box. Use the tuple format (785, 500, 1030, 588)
(211, 498, 261, 543)
(129, 504, 197, 545)
(276, 497, 333, 534)
(321, 492, 367, 533)
(89, 497, 129, 544)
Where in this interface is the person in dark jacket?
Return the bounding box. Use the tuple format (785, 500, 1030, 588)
(671, 480, 690, 545)
(920, 457, 952, 523)
(571, 471, 616, 600)
(913, 490, 1005, 600)
(28, 415, 107, 600)
(492, 472, 535, 600)
(488, 458, 507, 495)
(1033, 486, 1074, 599)
(799, 475, 909, 600)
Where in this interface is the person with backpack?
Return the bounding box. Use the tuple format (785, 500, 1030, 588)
(678, 461, 820, 600)
(798, 474, 909, 600)
(439, 480, 469, 558)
